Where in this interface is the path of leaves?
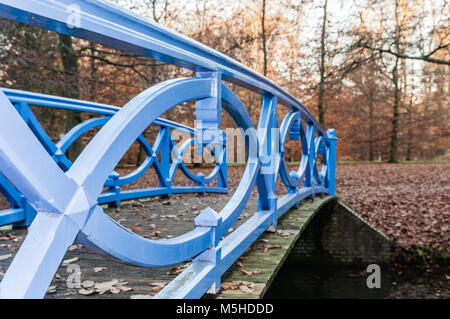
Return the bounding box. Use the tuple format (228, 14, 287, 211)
(334, 163, 449, 255)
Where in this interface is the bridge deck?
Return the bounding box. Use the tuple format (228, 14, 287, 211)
(0, 195, 330, 299)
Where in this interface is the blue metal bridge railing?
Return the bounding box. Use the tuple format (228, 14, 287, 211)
(0, 0, 337, 298)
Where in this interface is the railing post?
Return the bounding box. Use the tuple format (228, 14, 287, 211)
(217, 130, 227, 190)
(256, 92, 278, 229)
(304, 120, 315, 198)
(196, 172, 205, 194)
(288, 107, 300, 198)
(160, 126, 172, 197)
(195, 71, 222, 155)
(326, 128, 337, 196)
(107, 171, 121, 206)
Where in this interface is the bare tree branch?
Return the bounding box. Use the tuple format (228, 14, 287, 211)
(356, 39, 450, 65)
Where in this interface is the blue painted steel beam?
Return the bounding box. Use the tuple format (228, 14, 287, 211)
(2, 87, 196, 133)
(0, 208, 25, 225)
(0, 173, 22, 206)
(97, 186, 227, 205)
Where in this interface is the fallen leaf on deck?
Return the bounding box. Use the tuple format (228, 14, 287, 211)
(82, 280, 94, 288)
(150, 281, 167, 287)
(261, 244, 281, 253)
(68, 244, 81, 251)
(94, 279, 119, 294)
(47, 286, 57, 294)
(132, 226, 142, 233)
(239, 285, 254, 294)
(167, 268, 184, 275)
(116, 282, 128, 288)
(240, 269, 253, 276)
(62, 257, 79, 265)
(221, 283, 235, 290)
(0, 254, 12, 261)
(93, 267, 107, 273)
(110, 288, 121, 294)
(181, 262, 192, 268)
(79, 288, 95, 295)
(240, 281, 255, 288)
(153, 285, 165, 292)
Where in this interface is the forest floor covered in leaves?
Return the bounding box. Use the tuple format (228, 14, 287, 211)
(265, 162, 448, 260)
(334, 163, 449, 263)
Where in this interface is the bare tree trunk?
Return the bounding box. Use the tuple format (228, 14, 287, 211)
(89, 41, 97, 102)
(406, 84, 415, 161)
(317, 0, 328, 125)
(390, 55, 400, 163)
(261, 0, 267, 77)
(59, 34, 83, 162)
(369, 88, 374, 161)
(389, 1, 401, 163)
